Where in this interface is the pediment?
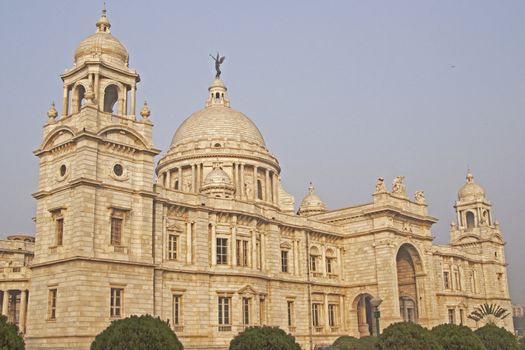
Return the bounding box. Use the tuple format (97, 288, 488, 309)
(237, 285, 257, 295)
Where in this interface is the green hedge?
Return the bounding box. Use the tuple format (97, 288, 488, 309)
(90, 315, 183, 350)
(0, 315, 24, 350)
(229, 326, 301, 350)
(431, 324, 485, 350)
(376, 322, 442, 350)
(474, 324, 519, 350)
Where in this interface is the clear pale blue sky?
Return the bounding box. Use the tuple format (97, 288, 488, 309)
(0, 1, 524, 303)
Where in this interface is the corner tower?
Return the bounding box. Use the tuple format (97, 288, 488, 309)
(27, 9, 159, 349)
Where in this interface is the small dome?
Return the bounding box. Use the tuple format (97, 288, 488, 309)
(200, 163, 235, 198)
(74, 9, 129, 67)
(298, 183, 326, 216)
(458, 170, 485, 201)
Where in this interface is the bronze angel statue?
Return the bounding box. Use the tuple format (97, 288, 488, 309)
(210, 52, 225, 79)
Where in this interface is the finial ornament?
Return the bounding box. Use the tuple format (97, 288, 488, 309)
(96, 3, 111, 32)
(47, 101, 58, 121)
(308, 182, 315, 194)
(414, 190, 426, 204)
(210, 52, 225, 79)
(466, 168, 474, 183)
(140, 100, 151, 119)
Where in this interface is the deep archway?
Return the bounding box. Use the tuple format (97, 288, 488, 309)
(353, 294, 374, 337)
(396, 243, 422, 323)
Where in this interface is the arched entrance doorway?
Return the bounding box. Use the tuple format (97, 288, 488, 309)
(396, 243, 422, 323)
(353, 294, 374, 337)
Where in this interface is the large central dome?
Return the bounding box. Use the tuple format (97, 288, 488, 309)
(170, 105, 266, 148)
(170, 79, 266, 149)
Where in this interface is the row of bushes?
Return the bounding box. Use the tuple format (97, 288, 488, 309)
(333, 322, 525, 350)
(2, 314, 524, 350)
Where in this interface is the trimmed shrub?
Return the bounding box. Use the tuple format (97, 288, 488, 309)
(332, 335, 358, 350)
(0, 314, 24, 350)
(229, 326, 301, 350)
(354, 336, 378, 350)
(431, 323, 485, 350)
(376, 322, 442, 350)
(90, 314, 183, 350)
(475, 324, 519, 350)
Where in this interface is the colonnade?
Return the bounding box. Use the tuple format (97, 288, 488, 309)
(162, 163, 280, 205)
(1, 289, 28, 333)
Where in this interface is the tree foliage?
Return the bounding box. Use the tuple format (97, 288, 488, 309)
(332, 335, 358, 350)
(229, 326, 301, 350)
(468, 304, 510, 325)
(0, 315, 24, 350)
(431, 323, 486, 350)
(90, 315, 183, 350)
(353, 336, 378, 350)
(376, 322, 442, 350)
(474, 324, 519, 350)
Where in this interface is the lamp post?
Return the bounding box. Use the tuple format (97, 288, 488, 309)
(370, 297, 383, 337)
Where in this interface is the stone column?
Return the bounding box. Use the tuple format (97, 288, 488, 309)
(131, 85, 136, 116)
(253, 166, 258, 200)
(339, 295, 345, 329)
(293, 240, 299, 275)
(273, 173, 279, 204)
(94, 74, 100, 103)
(265, 169, 270, 202)
(240, 164, 245, 198)
(231, 216, 237, 266)
(186, 222, 192, 263)
(251, 230, 257, 268)
(211, 224, 217, 266)
(196, 164, 201, 193)
(191, 165, 196, 193)
(166, 171, 171, 189)
(337, 247, 343, 280)
(19, 290, 27, 333)
(62, 85, 69, 116)
(1, 291, 8, 316)
(178, 167, 182, 191)
(322, 245, 327, 277)
(324, 293, 329, 330)
(261, 233, 266, 271)
(232, 163, 237, 197)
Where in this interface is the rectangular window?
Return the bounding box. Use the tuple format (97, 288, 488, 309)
(312, 303, 321, 327)
(326, 258, 333, 274)
(448, 308, 455, 324)
(55, 218, 64, 246)
(218, 297, 231, 330)
(110, 288, 123, 318)
(281, 250, 288, 273)
(48, 289, 57, 320)
(173, 295, 181, 325)
(236, 240, 248, 267)
(328, 304, 337, 327)
(310, 255, 317, 272)
(256, 241, 261, 269)
(459, 309, 464, 325)
(168, 234, 178, 260)
(287, 301, 294, 327)
(216, 238, 228, 265)
(111, 217, 123, 246)
(443, 271, 450, 289)
(242, 297, 250, 325)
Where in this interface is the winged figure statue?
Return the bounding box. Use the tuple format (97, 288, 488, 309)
(210, 52, 226, 79)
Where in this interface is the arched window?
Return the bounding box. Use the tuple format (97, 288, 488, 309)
(257, 180, 263, 200)
(466, 211, 475, 229)
(309, 246, 320, 273)
(104, 85, 119, 113)
(174, 180, 179, 190)
(76, 85, 86, 112)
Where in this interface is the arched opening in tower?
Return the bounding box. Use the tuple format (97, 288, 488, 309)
(397, 243, 421, 323)
(103, 85, 119, 113)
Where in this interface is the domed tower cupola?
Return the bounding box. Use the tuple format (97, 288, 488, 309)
(298, 183, 327, 216)
(206, 79, 230, 107)
(454, 170, 493, 230)
(200, 162, 235, 198)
